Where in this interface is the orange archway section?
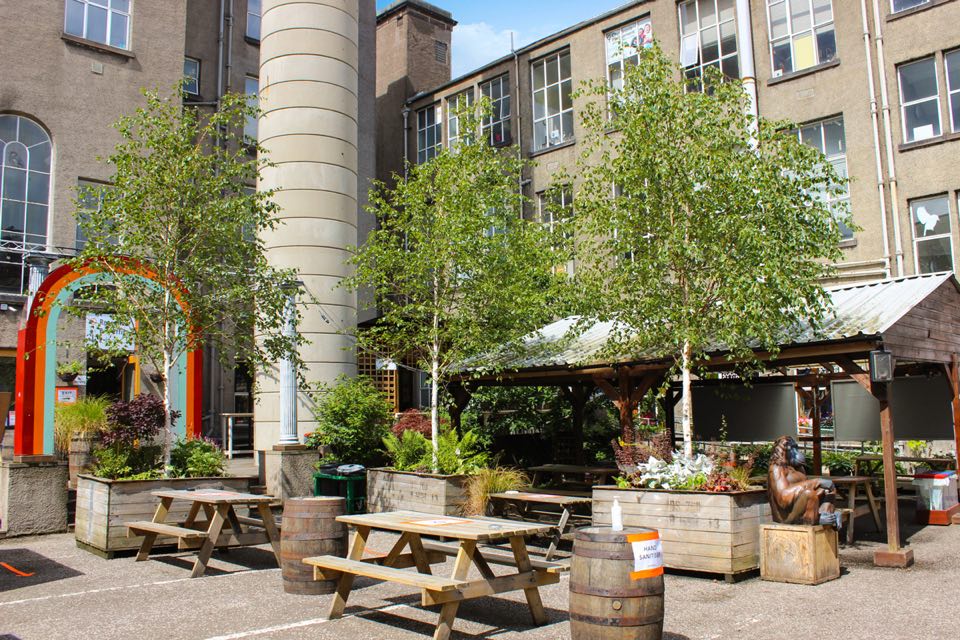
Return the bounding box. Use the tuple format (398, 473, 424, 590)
(14, 258, 202, 457)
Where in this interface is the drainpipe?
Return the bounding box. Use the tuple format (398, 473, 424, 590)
(216, 0, 225, 102)
(861, 0, 892, 279)
(225, 0, 235, 94)
(512, 33, 524, 197)
(401, 106, 411, 180)
(735, 0, 759, 146)
(872, 0, 904, 276)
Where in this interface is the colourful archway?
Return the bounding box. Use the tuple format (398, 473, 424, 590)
(14, 259, 202, 457)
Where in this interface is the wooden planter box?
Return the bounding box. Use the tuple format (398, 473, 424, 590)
(366, 467, 467, 516)
(75, 474, 250, 558)
(592, 486, 771, 580)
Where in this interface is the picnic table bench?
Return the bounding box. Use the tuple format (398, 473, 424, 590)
(488, 490, 591, 560)
(126, 488, 281, 578)
(303, 510, 565, 640)
(526, 464, 617, 488)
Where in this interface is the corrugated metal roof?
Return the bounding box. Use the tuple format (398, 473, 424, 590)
(472, 273, 956, 371)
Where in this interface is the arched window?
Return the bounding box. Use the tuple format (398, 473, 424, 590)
(0, 114, 51, 293)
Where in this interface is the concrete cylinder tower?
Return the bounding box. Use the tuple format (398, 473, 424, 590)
(256, 0, 359, 449)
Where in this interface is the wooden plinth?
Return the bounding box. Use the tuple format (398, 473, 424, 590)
(916, 502, 960, 526)
(760, 523, 839, 585)
(873, 548, 915, 568)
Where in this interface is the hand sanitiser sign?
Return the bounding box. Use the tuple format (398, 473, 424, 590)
(627, 531, 664, 580)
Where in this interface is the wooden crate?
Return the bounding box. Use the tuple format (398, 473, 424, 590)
(75, 474, 251, 557)
(592, 487, 771, 579)
(760, 523, 839, 585)
(366, 468, 467, 516)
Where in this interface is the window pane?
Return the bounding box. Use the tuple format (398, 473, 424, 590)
(917, 237, 953, 273)
(946, 50, 960, 90)
(27, 173, 49, 204)
(560, 79, 572, 111)
(561, 111, 574, 142)
(790, 0, 812, 33)
(904, 101, 941, 141)
(25, 203, 47, 240)
(769, 1, 789, 40)
(248, 15, 261, 40)
(816, 26, 836, 64)
(801, 125, 822, 151)
(19, 119, 47, 147)
(110, 13, 128, 49)
(112, 0, 130, 11)
(87, 5, 108, 44)
(65, 0, 85, 36)
(534, 120, 547, 149)
(546, 57, 559, 85)
(793, 32, 816, 70)
(560, 52, 571, 81)
(3, 142, 27, 169)
(720, 19, 736, 56)
(532, 62, 545, 91)
(717, 0, 735, 22)
(812, 0, 833, 24)
(548, 115, 561, 145)
(1, 200, 25, 235)
(547, 85, 560, 115)
(900, 58, 937, 103)
(2, 167, 27, 201)
(680, 2, 697, 35)
(772, 40, 792, 74)
(721, 55, 739, 79)
(0, 116, 15, 144)
(28, 141, 50, 173)
(893, 0, 930, 12)
(701, 26, 719, 63)
(698, 0, 717, 28)
(912, 196, 949, 237)
(823, 119, 845, 155)
(533, 90, 545, 120)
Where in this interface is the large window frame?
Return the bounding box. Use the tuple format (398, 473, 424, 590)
(247, 0, 261, 41)
(446, 89, 474, 150)
(766, 0, 837, 77)
(898, 57, 942, 143)
(0, 114, 52, 294)
(244, 76, 259, 143)
(416, 104, 442, 164)
(531, 50, 574, 152)
(537, 187, 574, 238)
(891, 0, 931, 13)
(910, 194, 953, 274)
(64, 0, 132, 50)
(183, 57, 200, 96)
(678, 0, 739, 89)
(605, 18, 654, 92)
(946, 49, 960, 133)
(794, 116, 852, 241)
(480, 75, 512, 146)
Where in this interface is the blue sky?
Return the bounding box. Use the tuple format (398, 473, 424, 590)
(377, 0, 629, 77)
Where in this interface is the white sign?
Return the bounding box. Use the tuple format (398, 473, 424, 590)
(627, 532, 664, 580)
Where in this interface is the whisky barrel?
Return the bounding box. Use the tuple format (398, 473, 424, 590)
(569, 526, 664, 640)
(281, 497, 347, 595)
(68, 435, 94, 489)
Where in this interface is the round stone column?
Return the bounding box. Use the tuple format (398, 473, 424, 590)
(256, 0, 359, 449)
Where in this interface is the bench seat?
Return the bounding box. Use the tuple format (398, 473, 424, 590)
(420, 540, 568, 573)
(303, 555, 467, 592)
(126, 521, 208, 539)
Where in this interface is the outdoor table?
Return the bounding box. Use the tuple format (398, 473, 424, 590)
(126, 488, 281, 578)
(854, 454, 956, 478)
(526, 463, 617, 488)
(814, 476, 883, 544)
(488, 490, 591, 560)
(303, 510, 564, 640)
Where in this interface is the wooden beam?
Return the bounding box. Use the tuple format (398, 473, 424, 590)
(952, 355, 960, 474)
(872, 381, 902, 554)
(446, 383, 472, 434)
(834, 355, 872, 393)
(592, 375, 619, 405)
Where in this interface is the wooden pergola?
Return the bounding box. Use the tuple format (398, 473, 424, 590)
(450, 273, 960, 568)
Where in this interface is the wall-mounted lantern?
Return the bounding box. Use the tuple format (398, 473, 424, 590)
(869, 348, 895, 383)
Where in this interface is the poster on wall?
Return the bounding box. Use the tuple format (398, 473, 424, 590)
(56, 387, 79, 405)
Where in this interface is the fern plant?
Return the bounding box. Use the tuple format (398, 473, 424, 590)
(382, 429, 431, 472)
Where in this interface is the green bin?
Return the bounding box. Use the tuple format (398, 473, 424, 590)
(312, 472, 366, 514)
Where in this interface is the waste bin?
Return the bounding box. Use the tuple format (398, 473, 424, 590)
(313, 471, 366, 514)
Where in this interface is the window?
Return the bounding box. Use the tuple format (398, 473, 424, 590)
(75, 179, 118, 251)
(898, 57, 941, 142)
(417, 104, 442, 164)
(64, 0, 131, 50)
(247, 0, 261, 40)
(606, 18, 654, 91)
(795, 116, 852, 241)
(537, 187, 574, 237)
(446, 90, 474, 149)
(532, 51, 574, 151)
(946, 50, 960, 133)
(435, 40, 448, 64)
(767, 0, 836, 76)
(911, 195, 952, 273)
(679, 0, 739, 89)
(244, 76, 258, 143)
(417, 370, 432, 408)
(480, 75, 511, 146)
(183, 57, 200, 96)
(0, 115, 51, 294)
(891, 0, 930, 12)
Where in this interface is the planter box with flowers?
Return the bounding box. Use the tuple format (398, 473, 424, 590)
(593, 451, 771, 580)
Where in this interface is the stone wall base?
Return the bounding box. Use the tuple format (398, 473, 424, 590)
(263, 449, 320, 501)
(0, 460, 68, 536)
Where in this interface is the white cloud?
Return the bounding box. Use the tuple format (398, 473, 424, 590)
(451, 22, 544, 78)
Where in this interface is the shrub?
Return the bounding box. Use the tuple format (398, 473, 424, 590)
(391, 408, 435, 438)
(310, 376, 393, 467)
(54, 395, 111, 455)
(431, 429, 488, 475)
(382, 429, 431, 472)
(91, 442, 163, 480)
(101, 394, 169, 448)
(169, 438, 226, 478)
(823, 450, 857, 476)
(463, 467, 529, 515)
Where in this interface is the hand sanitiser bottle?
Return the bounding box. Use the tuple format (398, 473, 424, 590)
(611, 498, 623, 531)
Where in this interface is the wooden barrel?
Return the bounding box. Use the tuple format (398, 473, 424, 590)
(281, 497, 347, 595)
(569, 526, 665, 640)
(68, 436, 94, 489)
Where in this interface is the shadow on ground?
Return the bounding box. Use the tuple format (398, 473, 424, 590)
(0, 548, 83, 592)
(149, 546, 281, 576)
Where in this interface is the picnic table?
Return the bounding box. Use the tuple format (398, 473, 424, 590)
(303, 510, 566, 640)
(815, 476, 883, 544)
(526, 463, 617, 488)
(854, 454, 956, 478)
(488, 491, 591, 560)
(126, 488, 281, 578)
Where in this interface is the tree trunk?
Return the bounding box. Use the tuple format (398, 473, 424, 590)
(162, 349, 173, 472)
(430, 355, 440, 473)
(681, 340, 694, 458)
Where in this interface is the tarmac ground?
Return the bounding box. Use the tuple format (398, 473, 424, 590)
(1, 505, 958, 640)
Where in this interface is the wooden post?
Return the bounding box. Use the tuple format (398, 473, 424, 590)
(811, 381, 822, 474)
(951, 355, 960, 474)
(561, 384, 589, 465)
(446, 383, 472, 434)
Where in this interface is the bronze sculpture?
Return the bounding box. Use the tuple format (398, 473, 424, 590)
(768, 436, 841, 528)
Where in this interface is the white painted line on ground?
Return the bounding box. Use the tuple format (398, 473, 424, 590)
(0, 568, 280, 607)
(202, 603, 411, 640)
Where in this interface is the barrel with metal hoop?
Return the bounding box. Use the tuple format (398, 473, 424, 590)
(280, 496, 347, 594)
(569, 526, 665, 639)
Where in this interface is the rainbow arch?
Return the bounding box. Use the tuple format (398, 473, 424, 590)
(14, 259, 202, 457)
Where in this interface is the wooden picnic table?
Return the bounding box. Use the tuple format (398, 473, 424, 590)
(126, 488, 281, 578)
(488, 491, 591, 560)
(526, 463, 617, 487)
(854, 454, 956, 477)
(304, 510, 566, 640)
(814, 476, 883, 544)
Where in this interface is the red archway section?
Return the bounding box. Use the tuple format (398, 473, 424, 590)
(14, 258, 202, 457)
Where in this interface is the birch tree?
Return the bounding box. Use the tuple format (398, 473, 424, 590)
(573, 47, 850, 457)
